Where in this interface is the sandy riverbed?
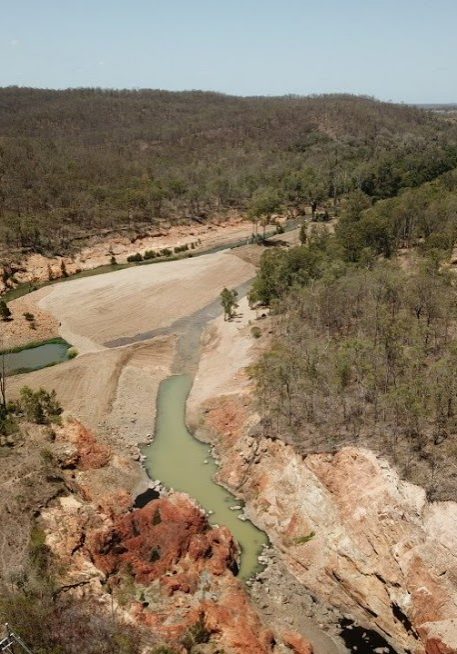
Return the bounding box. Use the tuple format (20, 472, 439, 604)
(8, 250, 255, 448)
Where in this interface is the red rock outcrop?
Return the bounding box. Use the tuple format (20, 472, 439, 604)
(41, 416, 314, 654)
(59, 419, 111, 470)
(88, 493, 238, 584)
(203, 579, 277, 654)
(419, 620, 457, 654)
(282, 631, 314, 654)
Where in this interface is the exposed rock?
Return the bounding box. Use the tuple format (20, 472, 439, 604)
(203, 395, 457, 654)
(188, 302, 457, 654)
(56, 419, 111, 470)
(283, 630, 314, 654)
(203, 579, 277, 654)
(38, 420, 307, 654)
(419, 619, 457, 654)
(88, 493, 238, 584)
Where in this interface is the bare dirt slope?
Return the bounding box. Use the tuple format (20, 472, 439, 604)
(37, 250, 255, 351)
(8, 336, 176, 450)
(9, 251, 255, 450)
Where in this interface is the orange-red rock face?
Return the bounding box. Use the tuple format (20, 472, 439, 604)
(43, 420, 308, 654)
(201, 393, 457, 654)
(282, 631, 314, 654)
(89, 494, 237, 584)
(86, 493, 293, 652)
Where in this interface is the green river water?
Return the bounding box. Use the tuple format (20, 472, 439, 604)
(4, 341, 70, 375)
(143, 374, 268, 579)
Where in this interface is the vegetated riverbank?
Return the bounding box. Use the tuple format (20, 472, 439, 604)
(187, 296, 457, 654)
(1, 215, 296, 302)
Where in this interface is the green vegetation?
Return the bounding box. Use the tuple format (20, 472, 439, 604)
(251, 325, 262, 339)
(127, 252, 143, 262)
(143, 249, 157, 259)
(252, 225, 457, 499)
(18, 387, 62, 425)
(0, 299, 12, 320)
(294, 531, 316, 545)
(248, 229, 337, 306)
(0, 584, 141, 654)
(335, 170, 457, 263)
(220, 287, 239, 320)
(180, 616, 211, 651)
(1, 89, 456, 255)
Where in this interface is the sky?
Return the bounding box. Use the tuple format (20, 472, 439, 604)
(1, 0, 456, 103)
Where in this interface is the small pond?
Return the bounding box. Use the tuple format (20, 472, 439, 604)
(3, 341, 71, 376)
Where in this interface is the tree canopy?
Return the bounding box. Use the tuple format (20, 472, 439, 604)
(1, 88, 456, 256)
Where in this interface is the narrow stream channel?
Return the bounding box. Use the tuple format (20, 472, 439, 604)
(134, 278, 269, 580)
(145, 374, 267, 579)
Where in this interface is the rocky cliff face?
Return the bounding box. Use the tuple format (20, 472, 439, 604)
(197, 385, 457, 654)
(39, 418, 311, 654)
(188, 303, 457, 654)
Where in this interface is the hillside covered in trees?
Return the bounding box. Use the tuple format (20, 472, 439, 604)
(251, 178, 457, 501)
(1, 87, 457, 254)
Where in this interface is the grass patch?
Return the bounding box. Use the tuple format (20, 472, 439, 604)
(7, 360, 66, 377)
(293, 531, 316, 545)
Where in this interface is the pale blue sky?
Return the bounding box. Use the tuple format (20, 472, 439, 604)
(1, 0, 456, 102)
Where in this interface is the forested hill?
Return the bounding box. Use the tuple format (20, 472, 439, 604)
(1, 87, 457, 254)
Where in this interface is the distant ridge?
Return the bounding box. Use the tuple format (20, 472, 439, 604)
(0, 88, 456, 255)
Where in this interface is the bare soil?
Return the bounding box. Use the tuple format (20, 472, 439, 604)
(8, 251, 255, 453)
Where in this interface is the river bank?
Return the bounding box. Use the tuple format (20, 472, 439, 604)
(187, 294, 457, 654)
(2, 236, 324, 653)
(1, 214, 293, 300)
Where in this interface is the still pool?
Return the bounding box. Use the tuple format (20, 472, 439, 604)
(3, 341, 71, 375)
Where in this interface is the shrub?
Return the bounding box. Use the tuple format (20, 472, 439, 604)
(174, 244, 189, 254)
(0, 300, 12, 321)
(251, 326, 262, 339)
(127, 252, 143, 263)
(293, 531, 316, 545)
(149, 546, 161, 563)
(23, 312, 35, 322)
(161, 248, 172, 257)
(19, 387, 62, 425)
(67, 346, 78, 359)
(143, 250, 156, 260)
(181, 616, 211, 650)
